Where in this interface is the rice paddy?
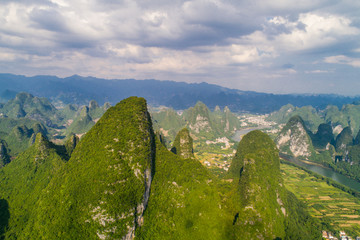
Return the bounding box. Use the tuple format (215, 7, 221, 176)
(281, 163, 360, 236)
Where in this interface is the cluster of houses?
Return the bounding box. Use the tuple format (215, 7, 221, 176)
(322, 230, 360, 240)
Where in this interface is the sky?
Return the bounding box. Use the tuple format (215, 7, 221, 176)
(0, 0, 359, 95)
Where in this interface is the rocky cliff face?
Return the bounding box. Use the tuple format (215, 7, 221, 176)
(184, 101, 213, 133)
(171, 128, 195, 159)
(0, 97, 321, 240)
(30, 97, 155, 240)
(276, 116, 314, 159)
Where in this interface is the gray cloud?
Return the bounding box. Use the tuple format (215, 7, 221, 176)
(0, 0, 359, 95)
(29, 8, 68, 33)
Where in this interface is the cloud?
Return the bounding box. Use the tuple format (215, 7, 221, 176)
(265, 13, 360, 52)
(305, 70, 329, 74)
(0, 0, 360, 95)
(324, 55, 360, 68)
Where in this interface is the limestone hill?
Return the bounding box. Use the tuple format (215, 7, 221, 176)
(0, 97, 321, 239)
(276, 115, 315, 160)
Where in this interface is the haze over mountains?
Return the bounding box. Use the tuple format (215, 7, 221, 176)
(1, 73, 359, 114)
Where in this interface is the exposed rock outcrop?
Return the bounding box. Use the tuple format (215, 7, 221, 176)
(276, 116, 314, 159)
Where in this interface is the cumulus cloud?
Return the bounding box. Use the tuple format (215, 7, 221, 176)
(0, 0, 360, 95)
(324, 55, 360, 68)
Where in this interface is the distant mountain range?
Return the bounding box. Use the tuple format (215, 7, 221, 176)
(1, 73, 359, 114)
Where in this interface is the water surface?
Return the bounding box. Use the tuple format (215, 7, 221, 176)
(282, 154, 360, 192)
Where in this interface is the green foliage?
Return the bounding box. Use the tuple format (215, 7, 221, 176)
(151, 108, 186, 145)
(229, 130, 321, 239)
(58, 103, 78, 120)
(324, 105, 347, 128)
(0, 97, 322, 239)
(137, 140, 231, 240)
(229, 131, 286, 239)
(283, 192, 322, 240)
(3, 125, 35, 156)
(28, 97, 154, 239)
(312, 123, 334, 149)
(325, 104, 360, 137)
(0, 92, 61, 125)
(335, 126, 353, 152)
(88, 100, 106, 119)
(171, 128, 195, 159)
(64, 134, 79, 159)
(66, 106, 95, 134)
(0, 133, 65, 239)
(349, 145, 360, 164)
(0, 141, 10, 167)
(268, 105, 323, 132)
(354, 130, 360, 145)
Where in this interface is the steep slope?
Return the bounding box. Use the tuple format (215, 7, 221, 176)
(151, 108, 185, 145)
(0, 92, 60, 126)
(0, 96, 322, 239)
(221, 106, 240, 134)
(335, 126, 353, 152)
(312, 123, 334, 149)
(136, 140, 229, 239)
(64, 134, 79, 159)
(276, 116, 315, 160)
(88, 100, 106, 120)
(0, 140, 10, 167)
(28, 97, 154, 239)
(229, 130, 320, 239)
(183, 101, 216, 136)
(267, 104, 323, 132)
(66, 105, 95, 135)
(171, 128, 195, 159)
(229, 130, 286, 238)
(2, 123, 48, 156)
(0, 133, 65, 239)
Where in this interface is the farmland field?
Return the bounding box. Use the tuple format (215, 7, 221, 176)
(281, 163, 360, 237)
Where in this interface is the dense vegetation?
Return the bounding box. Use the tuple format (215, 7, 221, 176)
(0, 92, 108, 159)
(171, 128, 195, 159)
(274, 110, 360, 183)
(230, 130, 320, 239)
(0, 133, 66, 239)
(0, 97, 321, 239)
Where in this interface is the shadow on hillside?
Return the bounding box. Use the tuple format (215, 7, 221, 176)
(0, 199, 9, 240)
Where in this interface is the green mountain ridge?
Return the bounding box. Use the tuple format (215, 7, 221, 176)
(171, 128, 195, 159)
(0, 133, 66, 239)
(152, 101, 241, 146)
(0, 93, 109, 161)
(0, 97, 320, 239)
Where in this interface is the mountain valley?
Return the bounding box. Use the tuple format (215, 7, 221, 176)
(1, 91, 360, 238)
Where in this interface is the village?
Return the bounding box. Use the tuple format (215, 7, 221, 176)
(322, 230, 360, 240)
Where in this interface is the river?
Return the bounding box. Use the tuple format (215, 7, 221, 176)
(281, 153, 360, 192)
(232, 128, 360, 192)
(231, 126, 269, 142)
